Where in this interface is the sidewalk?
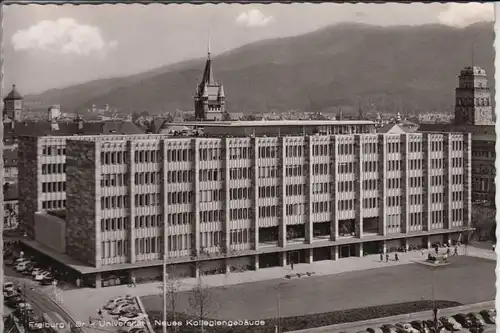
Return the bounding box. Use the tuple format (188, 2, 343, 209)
(50, 246, 495, 333)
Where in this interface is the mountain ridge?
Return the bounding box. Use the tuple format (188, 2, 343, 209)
(25, 22, 495, 115)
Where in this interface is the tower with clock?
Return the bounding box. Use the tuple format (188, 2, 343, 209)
(454, 66, 494, 126)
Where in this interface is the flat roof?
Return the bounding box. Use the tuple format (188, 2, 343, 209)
(174, 120, 375, 127)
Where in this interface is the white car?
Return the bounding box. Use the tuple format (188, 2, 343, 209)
(104, 296, 134, 310)
(34, 271, 52, 281)
(396, 323, 419, 333)
(3, 282, 14, 292)
(118, 312, 148, 324)
(31, 268, 44, 276)
(110, 303, 138, 316)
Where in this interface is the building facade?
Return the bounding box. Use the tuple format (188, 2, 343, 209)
(419, 66, 495, 203)
(18, 121, 472, 287)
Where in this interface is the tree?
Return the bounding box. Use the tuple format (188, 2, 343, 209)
(165, 277, 181, 333)
(471, 204, 496, 240)
(188, 276, 217, 333)
(221, 112, 232, 121)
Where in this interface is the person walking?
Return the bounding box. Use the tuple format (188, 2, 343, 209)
(454, 246, 458, 256)
(131, 275, 136, 288)
(290, 261, 294, 270)
(380, 253, 384, 262)
(493, 244, 496, 252)
(394, 253, 399, 261)
(385, 253, 389, 263)
(446, 247, 450, 256)
(435, 246, 439, 255)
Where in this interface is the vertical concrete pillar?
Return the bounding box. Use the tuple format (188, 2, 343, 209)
(305, 136, 313, 244)
(329, 136, 339, 241)
(192, 139, 201, 257)
(127, 141, 136, 263)
(401, 134, 410, 234)
(224, 258, 231, 274)
(223, 138, 231, 254)
(281, 252, 287, 267)
(382, 240, 387, 254)
(330, 246, 339, 260)
(425, 236, 431, 249)
(161, 140, 169, 262)
(423, 133, 432, 232)
(95, 273, 102, 289)
(354, 135, 364, 238)
(279, 137, 287, 248)
(443, 133, 452, 230)
(251, 137, 259, 251)
(307, 248, 314, 263)
(463, 133, 472, 230)
(358, 243, 364, 257)
(254, 254, 259, 271)
(378, 135, 388, 236)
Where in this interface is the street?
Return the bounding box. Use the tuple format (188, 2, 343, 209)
(289, 302, 496, 333)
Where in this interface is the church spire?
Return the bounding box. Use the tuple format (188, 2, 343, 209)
(200, 35, 214, 86)
(207, 32, 211, 59)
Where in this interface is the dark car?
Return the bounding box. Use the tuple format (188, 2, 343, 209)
(452, 313, 473, 328)
(467, 313, 486, 327)
(367, 328, 384, 333)
(479, 309, 495, 324)
(410, 320, 430, 333)
(439, 316, 463, 331)
(469, 326, 485, 333)
(381, 324, 399, 333)
(5, 295, 23, 308)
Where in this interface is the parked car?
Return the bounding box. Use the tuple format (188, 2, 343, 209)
(453, 314, 473, 328)
(31, 268, 44, 276)
(34, 271, 53, 281)
(366, 328, 384, 333)
(468, 326, 485, 333)
(15, 302, 34, 317)
(381, 324, 399, 333)
(5, 295, 23, 308)
(40, 277, 56, 285)
(111, 303, 139, 316)
(104, 296, 134, 310)
(16, 261, 32, 272)
(410, 320, 430, 333)
(3, 282, 14, 292)
(440, 316, 463, 331)
(395, 322, 419, 333)
(117, 312, 148, 324)
(467, 313, 486, 327)
(4, 290, 18, 299)
(479, 310, 495, 324)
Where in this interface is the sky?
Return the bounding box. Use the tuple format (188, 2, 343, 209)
(3, 2, 495, 95)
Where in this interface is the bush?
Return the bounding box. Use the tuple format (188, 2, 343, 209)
(148, 300, 462, 333)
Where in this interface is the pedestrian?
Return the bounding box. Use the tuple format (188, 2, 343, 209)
(435, 246, 439, 255)
(394, 253, 399, 261)
(380, 253, 384, 262)
(454, 246, 458, 256)
(290, 261, 294, 270)
(493, 244, 496, 252)
(446, 248, 450, 256)
(131, 275, 136, 287)
(89, 316, 93, 325)
(97, 308, 102, 318)
(385, 253, 389, 263)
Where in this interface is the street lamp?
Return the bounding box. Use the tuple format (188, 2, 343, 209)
(162, 252, 168, 333)
(275, 282, 287, 333)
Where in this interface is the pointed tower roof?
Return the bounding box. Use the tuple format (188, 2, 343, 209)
(4, 85, 22, 101)
(200, 37, 215, 86)
(218, 84, 225, 97)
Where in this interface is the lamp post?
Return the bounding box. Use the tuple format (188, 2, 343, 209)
(275, 282, 287, 333)
(162, 252, 167, 333)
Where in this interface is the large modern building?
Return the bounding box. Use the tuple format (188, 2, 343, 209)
(17, 120, 472, 288)
(419, 66, 495, 203)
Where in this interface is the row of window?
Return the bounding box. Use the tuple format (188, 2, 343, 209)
(260, 186, 280, 198)
(452, 191, 464, 202)
(167, 149, 191, 162)
(286, 203, 306, 216)
(286, 145, 304, 158)
(41, 200, 65, 210)
(457, 97, 490, 107)
(286, 165, 306, 177)
(451, 157, 463, 168)
(410, 194, 423, 205)
(167, 170, 193, 183)
(200, 148, 221, 161)
(230, 187, 251, 200)
(101, 173, 129, 187)
(431, 159, 444, 169)
(42, 145, 65, 156)
(135, 237, 160, 255)
(135, 150, 161, 164)
(229, 147, 251, 160)
(230, 167, 252, 180)
(409, 159, 423, 170)
(100, 217, 130, 231)
(101, 151, 129, 165)
(134, 214, 164, 228)
(312, 182, 329, 195)
(41, 163, 66, 175)
(167, 191, 193, 205)
(134, 172, 162, 185)
(258, 166, 279, 179)
(409, 212, 423, 226)
(41, 181, 66, 193)
(451, 208, 464, 222)
(229, 208, 253, 221)
(200, 189, 222, 203)
(101, 239, 130, 258)
(101, 195, 130, 210)
(312, 163, 329, 175)
(230, 229, 250, 245)
(199, 169, 220, 182)
(339, 181, 354, 192)
(363, 161, 378, 172)
(431, 176, 444, 187)
(363, 179, 378, 191)
(167, 212, 193, 225)
(259, 146, 277, 159)
(200, 210, 224, 223)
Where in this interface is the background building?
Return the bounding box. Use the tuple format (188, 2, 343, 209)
(18, 121, 472, 287)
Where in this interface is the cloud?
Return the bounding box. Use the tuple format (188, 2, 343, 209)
(438, 3, 494, 28)
(235, 9, 274, 28)
(11, 18, 117, 56)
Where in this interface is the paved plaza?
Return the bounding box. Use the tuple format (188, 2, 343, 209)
(49, 245, 495, 332)
(141, 255, 495, 320)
